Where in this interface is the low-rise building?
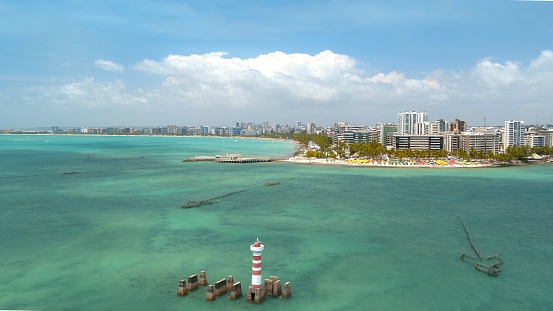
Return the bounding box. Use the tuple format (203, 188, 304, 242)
(393, 134, 444, 150)
(444, 131, 500, 154)
(333, 122, 373, 144)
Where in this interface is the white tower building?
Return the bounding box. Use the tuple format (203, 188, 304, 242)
(503, 120, 525, 151)
(397, 111, 428, 135)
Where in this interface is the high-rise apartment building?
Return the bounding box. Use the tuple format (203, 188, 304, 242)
(397, 111, 428, 135)
(167, 125, 178, 134)
(450, 119, 467, 133)
(503, 120, 525, 150)
(431, 119, 449, 134)
(378, 123, 397, 147)
(307, 122, 316, 135)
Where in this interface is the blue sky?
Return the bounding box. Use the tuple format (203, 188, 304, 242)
(1, 0, 553, 128)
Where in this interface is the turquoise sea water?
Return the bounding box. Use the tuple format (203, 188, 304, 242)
(1, 134, 552, 311)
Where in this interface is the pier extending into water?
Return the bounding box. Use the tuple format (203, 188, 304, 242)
(183, 153, 278, 163)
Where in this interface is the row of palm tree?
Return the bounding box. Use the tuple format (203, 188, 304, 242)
(293, 135, 552, 162)
(262, 133, 552, 162)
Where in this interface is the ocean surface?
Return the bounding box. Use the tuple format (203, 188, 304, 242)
(1, 134, 552, 311)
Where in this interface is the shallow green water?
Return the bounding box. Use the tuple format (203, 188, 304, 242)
(1, 134, 552, 310)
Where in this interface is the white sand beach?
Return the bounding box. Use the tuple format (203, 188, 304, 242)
(280, 156, 497, 168)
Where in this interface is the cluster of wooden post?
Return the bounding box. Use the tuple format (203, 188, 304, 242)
(179, 273, 242, 301)
(178, 272, 290, 303)
(177, 270, 207, 297)
(205, 275, 242, 301)
(265, 276, 291, 299)
(264, 276, 281, 297)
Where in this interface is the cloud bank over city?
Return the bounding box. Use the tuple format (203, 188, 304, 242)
(13, 50, 553, 127)
(1, 1, 552, 128)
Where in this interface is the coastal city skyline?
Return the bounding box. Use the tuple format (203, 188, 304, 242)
(5, 111, 550, 157)
(9, 117, 553, 133)
(2, 1, 553, 128)
(4, 108, 553, 132)
(4, 114, 552, 137)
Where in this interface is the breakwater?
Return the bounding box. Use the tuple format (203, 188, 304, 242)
(181, 189, 247, 208)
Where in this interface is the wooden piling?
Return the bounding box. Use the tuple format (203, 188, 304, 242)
(177, 279, 187, 296)
(282, 282, 291, 299)
(272, 279, 282, 298)
(199, 271, 208, 286)
(205, 285, 216, 301)
(230, 282, 242, 300)
(187, 274, 199, 292)
(214, 278, 227, 297)
(226, 276, 234, 291)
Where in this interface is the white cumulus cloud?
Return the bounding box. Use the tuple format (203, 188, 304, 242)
(13, 50, 553, 127)
(94, 59, 125, 72)
(132, 50, 446, 109)
(133, 49, 553, 124)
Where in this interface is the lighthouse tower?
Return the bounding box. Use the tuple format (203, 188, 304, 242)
(247, 238, 266, 303)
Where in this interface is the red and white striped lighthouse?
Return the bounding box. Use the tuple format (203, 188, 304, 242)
(250, 238, 264, 289)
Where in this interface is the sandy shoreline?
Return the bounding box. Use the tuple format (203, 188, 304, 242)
(279, 156, 499, 168)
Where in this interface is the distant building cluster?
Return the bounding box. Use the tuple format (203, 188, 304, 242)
(50, 122, 304, 137)
(329, 112, 552, 154)
(4, 111, 549, 155)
